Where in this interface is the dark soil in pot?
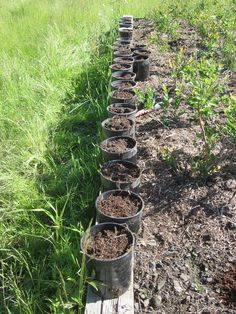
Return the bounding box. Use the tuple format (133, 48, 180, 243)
(119, 28, 133, 40)
(96, 190, 144, 233)
(101, 137, 135, 154)
(113, 57, 134, 65)
(104, 116, 132, 131)
(107, 103, 137, 122)
(110, 90, 136, 104)
(98, 192, 141, 217)
(111, 80, 136, 91)
(110, 63, 132, 72)
(109, 105, 134, 114)
(102, 116, 135, 138)
(112, 71, 136, 81)
(86, 228, 130, 259)
(113, 44, 130, 51)
(101, 160, 140, 183)
(113, 50, 133, 58)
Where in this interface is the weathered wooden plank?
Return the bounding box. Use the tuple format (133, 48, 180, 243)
(85, 286, 102, 314)
(102, 297, 118, 314)
(85, 269, 134, 314)
(117, 270, 134, 314)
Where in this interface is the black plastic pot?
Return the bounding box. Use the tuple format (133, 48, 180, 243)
(113, 57, 134, 72)
(110, 63, 132, 73)
(81, 222, 134, 298)
(110, 90, 136, 104)
(112, 70, 136, 82)
(119, 28, 133, 40)
(133, 55, 150, 81)
(107, 103, 137, 121)
(113, 50, 133, 58)
(120, 16, 133, 23)
(100, 160, 141, 192)
(96, 190, 144, 233)
(100, 136, 137, 163)
(111, 80, 136, 91)
(101, 116, 135, 138)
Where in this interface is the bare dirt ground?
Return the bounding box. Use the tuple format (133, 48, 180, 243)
(133, 18, 236, 314)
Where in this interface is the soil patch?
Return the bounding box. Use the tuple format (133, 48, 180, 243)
(104, 116, 132, 131)
(132, 18, 236, 314)
(87, 228, 130, 259)
(98, 193, 141, 217)
(101, 137, 135, 153)
(114, 50, 132, 56)
(101, 161, 140, 182)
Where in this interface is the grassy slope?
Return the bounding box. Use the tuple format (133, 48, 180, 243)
(0, 0, 159, 313)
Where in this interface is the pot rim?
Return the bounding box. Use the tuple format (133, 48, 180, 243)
(107, 103, 137, 115)
(96, 189, 144, 220)
(100, 159, 141, 183)
(101, 116, 134, 131)
(81, 222, 134, 262)
(100, 135, 137, 154)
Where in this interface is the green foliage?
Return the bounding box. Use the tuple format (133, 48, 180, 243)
(135, 87, 156, 109)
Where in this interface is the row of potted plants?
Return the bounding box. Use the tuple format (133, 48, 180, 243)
(81, 15, 149, 300)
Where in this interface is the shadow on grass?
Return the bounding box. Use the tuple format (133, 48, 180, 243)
(1, 29, 117, 314)
(37, 29, 116, 227)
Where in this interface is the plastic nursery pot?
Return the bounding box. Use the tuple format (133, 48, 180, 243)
(111, 80, 137, 91)
(100, 136, 137, 163)
(110, 90, 136, 105)
(110, 63, 133, 73)
(119, 28, 133, 40)
(112, 70, 136, 82)
(113, 50, 133, 58)
(101, 116, 135, 139)
(81, 222, 134, 298)
(113, 57, 134, 72)
(107, 103, 137, 121)
(96, 190, 144, 233)
(100, 160, 141, 192)
(133, 55, 150, 81)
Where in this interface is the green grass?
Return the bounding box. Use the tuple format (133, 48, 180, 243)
(0, 0, 235, 312)
(0, 1, 161, 313)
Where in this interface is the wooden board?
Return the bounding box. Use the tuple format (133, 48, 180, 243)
(85, 270, 134, 314)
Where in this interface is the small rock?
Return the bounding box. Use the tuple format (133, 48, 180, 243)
(173, 279, 184, 293)
(143, 299, 149, 307)
(206, 277, 213, 283)
(180, 273, 190, 283)
(157, 277, 166, 291)
(226, 179, 236, 190)
(150, 295, 162, 309)
(134, 283, 140, 290)
(225, 221, 236, 230)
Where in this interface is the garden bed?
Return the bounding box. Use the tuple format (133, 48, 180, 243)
(132, 18, 236, 314)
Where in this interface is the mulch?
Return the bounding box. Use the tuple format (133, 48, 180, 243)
(133, 18, 236, 314)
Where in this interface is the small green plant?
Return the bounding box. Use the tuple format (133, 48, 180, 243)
(135, 87, 156, 109)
